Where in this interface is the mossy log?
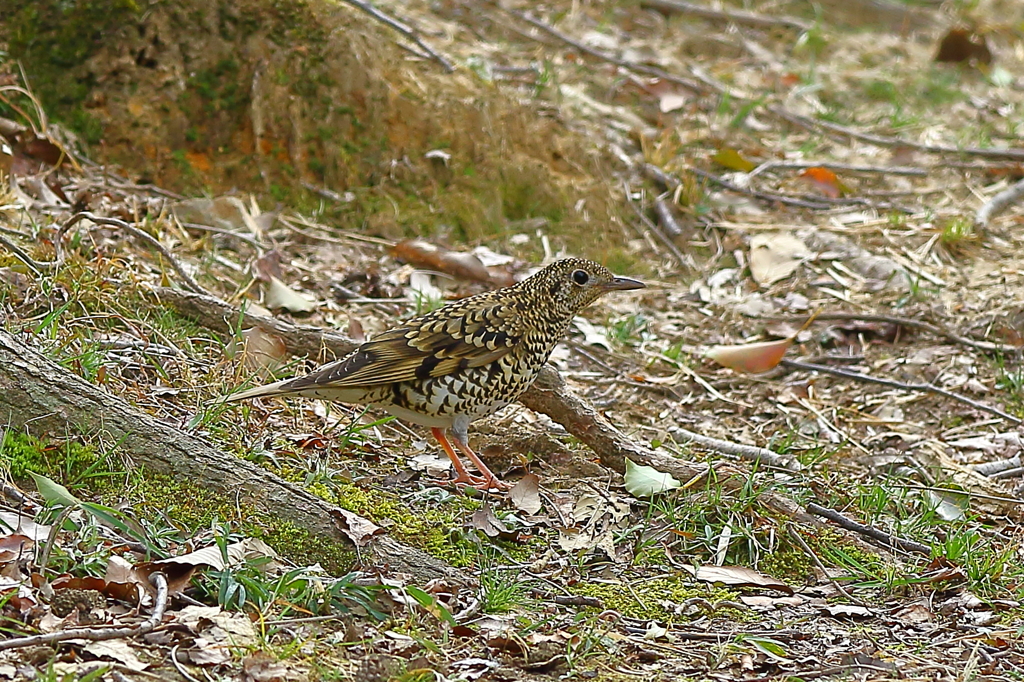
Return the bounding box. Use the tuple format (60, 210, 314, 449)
(0, 328, 467, 585)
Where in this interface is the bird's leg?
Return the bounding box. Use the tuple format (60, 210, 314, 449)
(448, 419, 511, 491)
(431, 427, 489, 489)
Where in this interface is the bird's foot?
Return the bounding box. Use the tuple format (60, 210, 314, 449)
(433, 471, 512, 492)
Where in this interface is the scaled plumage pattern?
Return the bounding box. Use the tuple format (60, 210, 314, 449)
(227, 258, 645, 490)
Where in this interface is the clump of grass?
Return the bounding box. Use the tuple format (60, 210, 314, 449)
(479, 565, 529, 613)
(938, 215, 977, 255)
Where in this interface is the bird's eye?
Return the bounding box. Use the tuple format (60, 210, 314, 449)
(572, 269, 590, 286)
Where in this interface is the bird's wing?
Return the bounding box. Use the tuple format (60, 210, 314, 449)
(282, 301, 522, 391)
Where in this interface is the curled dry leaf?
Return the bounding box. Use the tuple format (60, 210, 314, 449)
(706, 337, 793, 374)
(332, 508, 385, 546)
(642, 77, 690, 113)
(263, 275, 317, 313)
(51, 574, 139, 604)
(392, 239, 493, 283)
(132, 538, 281, 595)
(470, 503, 509, 538)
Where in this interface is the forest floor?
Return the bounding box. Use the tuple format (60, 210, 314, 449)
(1, 0, 1024, 680)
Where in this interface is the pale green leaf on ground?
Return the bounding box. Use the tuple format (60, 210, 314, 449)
(624, 459, 680, 497)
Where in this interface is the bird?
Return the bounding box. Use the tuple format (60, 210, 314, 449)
(227, 258, 645, 490)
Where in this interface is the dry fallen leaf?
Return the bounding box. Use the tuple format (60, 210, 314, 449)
(0, 534, 33, 562)
(681, 564, 794, 595)
(237, 326, 288, 375)
(510, 473, 542, 515)
(935, 27, 992, 65)
(706, 338, 793, 374)
(749, 232, 810, 286)
(797, 166, 848, 198)
(470, 504, 509, 538)
(392, 239, 492, 283)
(263, 276, 317, 313)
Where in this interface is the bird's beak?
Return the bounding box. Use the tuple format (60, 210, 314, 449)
(600, 276, 646, 292)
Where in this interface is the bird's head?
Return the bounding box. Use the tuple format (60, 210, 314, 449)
(527, 258, 645, 317)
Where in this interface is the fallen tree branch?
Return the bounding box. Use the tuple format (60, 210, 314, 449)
(517, 365, 889, 558)
(652, 196, 685, 238)
(689, 167, 913, 213)
(623, 182, 690, 270)
(747, 160, 927, 179)
(0, 328, 467, 585)
(0, 233, 45, 275)
(55, 213, 210, 297)
(786, 524, 870, 606)
(645, 163, 833, 211)
(0, 572, 168, 651)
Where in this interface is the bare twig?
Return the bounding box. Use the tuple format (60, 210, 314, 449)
(806, 502, 930, 555)
(504, 8, 710, 95)
(747, 160, 928, 179)
(648, 163, 853, 211)
(549, 594, 604, 608)
(0, 233, 45, 274)
(299, 181, 351, 204)
(652, 197, 684, 238)
(989, 467, 1024, 481)
(0, 572, 168, 650)
(704, 166, 916, 212)
(339, 0, 454, 72)
(973, 455, 1021, 477)
(623, 183, 690, 269)
(669, 426, 802, 471)
(170, 644, 204, 682)
(179, 222, 266, 251)
(760, 312, 1020, 355)
(54, 212, 210, 296)
(786, 523, 870, 607)
(975, 177, 1024, 227)
(770, 105, 1024, 162)
(279, 214, 397, 247)
(781, 358, 1022, 425)
(639, 0, 811, 31)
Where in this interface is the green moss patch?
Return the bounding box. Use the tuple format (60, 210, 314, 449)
(570, 576, 743, 622)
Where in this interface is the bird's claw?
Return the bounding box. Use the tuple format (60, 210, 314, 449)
(432, 473, 512, 492)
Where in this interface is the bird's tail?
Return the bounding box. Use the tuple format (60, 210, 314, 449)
(224, 377, 301, 402)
